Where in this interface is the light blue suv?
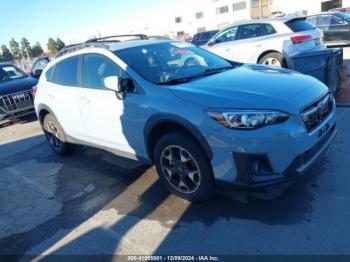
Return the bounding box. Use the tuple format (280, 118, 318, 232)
(34, 35, 336, 201)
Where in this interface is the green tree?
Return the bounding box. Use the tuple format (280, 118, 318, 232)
(1, 45, 14, 61)
(9, 38, 21, 59)
(31, 42, 44, 57)
(47, 37, 57, 57)
(55, 37, 65, 52)
(47, 37, 65, 56)
(20, 37, 32, 59)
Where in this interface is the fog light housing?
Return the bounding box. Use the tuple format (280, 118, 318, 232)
(249, 155, 273, 175)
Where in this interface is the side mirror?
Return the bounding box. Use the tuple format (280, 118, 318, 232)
(104, 76, 135, 99)
(32, 69, 43, 78)
(207, 39, 217, 46)
(104, 76, 120, 92)
(120, 78, 135, 93)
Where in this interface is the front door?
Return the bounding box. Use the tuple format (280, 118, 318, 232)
(206, 26, 238, 61)
(78, 54, 140, 156)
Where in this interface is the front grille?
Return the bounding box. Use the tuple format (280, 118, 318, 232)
(0, 90, 34, 113)
(301, 93, 334, 132)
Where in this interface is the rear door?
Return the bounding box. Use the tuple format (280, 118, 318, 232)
(232, 23, 274, 63)
(44, 55, 85, 139)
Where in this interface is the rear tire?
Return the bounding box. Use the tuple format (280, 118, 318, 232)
(154, 132, 214, 202)
(258, 52, 285, 68)
(43, 114, 74, 155)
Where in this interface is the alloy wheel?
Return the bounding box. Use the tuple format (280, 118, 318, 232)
(262, 57, 281, 67)
(160, 145, 201, 194)
(45, 120, 62, 150)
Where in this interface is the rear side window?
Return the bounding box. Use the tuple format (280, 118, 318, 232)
(285, 19, 315, 32)
(55, 56, 79, 86)
(263, 24, 277, 35)
(45, 65, 55, 82)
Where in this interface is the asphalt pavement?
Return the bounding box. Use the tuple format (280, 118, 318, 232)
(0, 108, 350, 259)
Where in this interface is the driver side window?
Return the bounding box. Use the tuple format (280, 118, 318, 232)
(83, 54, 121, 90)
(214, 26, 238, 44)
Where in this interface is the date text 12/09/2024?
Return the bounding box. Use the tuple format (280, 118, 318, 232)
(127, 255, 220, 261)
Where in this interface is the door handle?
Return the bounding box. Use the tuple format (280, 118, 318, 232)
(79, 97, 90, 104)
(47, 94, 55, 99)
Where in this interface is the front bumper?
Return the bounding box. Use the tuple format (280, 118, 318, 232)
(207, 108, 337, 187)
(0, 90, 35, 121)
(0, 107, 35, 121)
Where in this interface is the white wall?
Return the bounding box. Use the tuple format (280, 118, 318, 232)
(169, 0, 251, 36)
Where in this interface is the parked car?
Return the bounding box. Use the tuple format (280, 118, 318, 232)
(203, 17, 324, 67)
(307, 11, 350, 46)
(0, 63, 39, 121)
(191, 30, 219, 46)
(329, 7, 350, 15)
(31, 56, 50, 76)
(34, 35, 336, 201)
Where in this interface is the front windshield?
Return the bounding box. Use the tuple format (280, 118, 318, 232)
(114, 42, 233, 84)
(0, 64, 26, 82)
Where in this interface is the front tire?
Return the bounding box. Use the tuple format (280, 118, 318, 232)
(43, 114, 74, 155)
(154, 132, 214, 202)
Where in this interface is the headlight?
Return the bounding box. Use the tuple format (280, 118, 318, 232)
(207, 110, 289, 130)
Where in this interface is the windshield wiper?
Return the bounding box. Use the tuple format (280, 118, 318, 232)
(157, 66, 234, 86)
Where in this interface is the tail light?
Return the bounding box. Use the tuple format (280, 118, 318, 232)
(291, 35, 312, 44)
(32, 86, 38, 96)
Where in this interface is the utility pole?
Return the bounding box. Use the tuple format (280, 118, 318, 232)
(24, 45, 30, 60)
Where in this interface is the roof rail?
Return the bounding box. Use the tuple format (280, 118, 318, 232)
(85, 34, 149, 43)
(54, 34, 149, 59)
(54, 42, 108, 58)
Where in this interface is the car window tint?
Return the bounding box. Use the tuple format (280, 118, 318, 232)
(45, 65, 55, 82)
(83, 54, 120, 89)
(239, 24, 264, 39)
(286, 18, 315, 32)
(330, 15, 343, 25)
(316, 15, 330, 26)
(263, 24, 276, 35)
(56, 56, 79, 86)
(215, 27, 238, 43)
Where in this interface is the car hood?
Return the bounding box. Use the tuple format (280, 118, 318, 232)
(0, 77, 38, 96)
(169, 65, 328, 112)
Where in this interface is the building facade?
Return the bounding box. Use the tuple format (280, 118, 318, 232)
(169, 0, 350, 37)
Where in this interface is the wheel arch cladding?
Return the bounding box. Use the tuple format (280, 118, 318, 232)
(144, 114, 213, 163)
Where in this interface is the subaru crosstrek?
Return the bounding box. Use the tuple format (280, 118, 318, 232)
(34, 35, 336, 201)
